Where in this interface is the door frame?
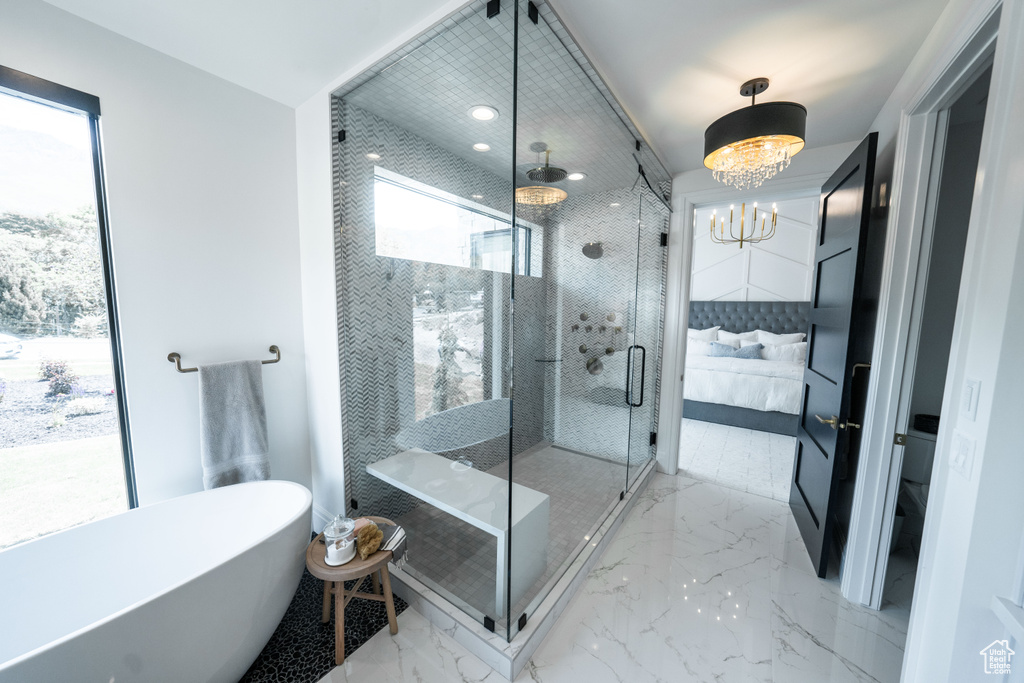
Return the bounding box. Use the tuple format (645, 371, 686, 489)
(839, 3, 1000, 609)
(657, 169, 840, 476)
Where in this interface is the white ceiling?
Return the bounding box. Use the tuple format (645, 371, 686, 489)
(550, 0, 950, 172)
(37, 0, 459, 108)
(39, 0, 951, 174)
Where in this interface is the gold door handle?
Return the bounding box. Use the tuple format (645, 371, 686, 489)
(814, 414, 839, 429)
(842, 421, 861, 430)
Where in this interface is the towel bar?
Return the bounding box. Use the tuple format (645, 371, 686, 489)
(167, 345, 280, 373)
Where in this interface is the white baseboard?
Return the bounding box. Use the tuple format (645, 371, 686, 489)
(311, 502, 334, 534)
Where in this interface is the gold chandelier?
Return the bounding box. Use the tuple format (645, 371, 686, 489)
(704, 78, 806, 191)
(710, 202, 778, 248)
(515, 185, 567, 205)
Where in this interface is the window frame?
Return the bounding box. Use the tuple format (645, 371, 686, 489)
(0, 64, 138, 509)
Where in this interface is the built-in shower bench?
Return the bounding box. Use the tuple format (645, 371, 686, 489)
(367, 448, 549, 618)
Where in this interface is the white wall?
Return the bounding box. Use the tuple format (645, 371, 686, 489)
(294, 0, 471, 528)
(895, 0, 1024, 678)
(691, 195, 818, 302)
(0, 0, 311, 505)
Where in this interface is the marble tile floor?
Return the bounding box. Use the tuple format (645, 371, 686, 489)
(318, 472, 914, 683)
(679, 418, 796, 502)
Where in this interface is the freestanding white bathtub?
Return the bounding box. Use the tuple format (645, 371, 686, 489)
(0, 480, 312, 683)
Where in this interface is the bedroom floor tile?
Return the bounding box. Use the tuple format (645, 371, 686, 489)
(678, 418, 795, 502)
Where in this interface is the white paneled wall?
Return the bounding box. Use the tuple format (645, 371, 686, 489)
(691, 194, 818, 301)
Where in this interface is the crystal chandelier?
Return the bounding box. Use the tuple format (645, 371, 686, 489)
(515, 185, 567, 205)
(704, 78, 806, 191)
(709, 202, 778, 248)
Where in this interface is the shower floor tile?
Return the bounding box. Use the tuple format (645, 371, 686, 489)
(393, 444, 626, 623)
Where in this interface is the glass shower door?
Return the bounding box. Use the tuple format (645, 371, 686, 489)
(625, 186, 671, 490)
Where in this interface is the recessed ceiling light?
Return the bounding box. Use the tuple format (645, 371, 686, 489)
(473, 143, 491, 152)
(472, 194, 484, 199)
(610, 202, 621, 207)
(469, 105, 499, 121)
(366, 153, 381, 160)
(567, 172, 587, 181)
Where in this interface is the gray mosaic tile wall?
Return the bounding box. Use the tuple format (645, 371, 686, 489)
(538, 184, 669, 469)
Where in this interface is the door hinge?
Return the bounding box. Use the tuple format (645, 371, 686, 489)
(620, 490, 625, 501)
(518, 612, 528, 630)
(894, 433, 908, 446)
(660, 232, 668, 247)
(527, 1, 538, 23)
(349, 497, 358, 510)
(486, 0, 500, 18)
(484, 616, 495, 632)
(650, 431, 658, 446)
(337, 129, 346, 143)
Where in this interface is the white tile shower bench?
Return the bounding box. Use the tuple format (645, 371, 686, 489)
(366, 448, 549, 618)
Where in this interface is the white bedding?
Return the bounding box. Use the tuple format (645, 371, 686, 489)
(684, 355, 805, 414)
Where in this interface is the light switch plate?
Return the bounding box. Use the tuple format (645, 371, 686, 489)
(962, 378, 981, 421)
(950, 430, 975, 479)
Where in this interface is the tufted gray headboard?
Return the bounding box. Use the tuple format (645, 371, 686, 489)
(688, 301, 811, 336)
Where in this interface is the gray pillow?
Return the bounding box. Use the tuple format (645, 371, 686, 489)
(709, 342, 764, 359)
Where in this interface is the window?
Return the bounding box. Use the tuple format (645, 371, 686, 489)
(0, 66, 135, 549)
(374, 167, 542, 277)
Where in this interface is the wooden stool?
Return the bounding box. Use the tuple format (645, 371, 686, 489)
(305, 516, 399, 665)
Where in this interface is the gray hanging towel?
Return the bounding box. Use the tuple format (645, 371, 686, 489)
(198, 359, 270, 489)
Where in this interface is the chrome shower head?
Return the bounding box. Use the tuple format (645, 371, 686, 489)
(527, 149, 568, 183)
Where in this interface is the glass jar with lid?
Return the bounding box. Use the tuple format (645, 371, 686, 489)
(323, 515, 356, 566)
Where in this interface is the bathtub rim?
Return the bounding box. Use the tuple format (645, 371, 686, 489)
(0, 479, 312, 672)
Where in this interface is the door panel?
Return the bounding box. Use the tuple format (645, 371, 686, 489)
(790, 132, 878, 578)
(807, 322, 846, 384)
(815, 251, 855, 309)
(818, 180, 862, 244)
(792, 440, 828, 527)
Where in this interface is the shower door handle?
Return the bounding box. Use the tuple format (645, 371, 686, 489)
(626, 345, 646, 407)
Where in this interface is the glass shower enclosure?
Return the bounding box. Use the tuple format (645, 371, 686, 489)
(331, 0, 672, 640)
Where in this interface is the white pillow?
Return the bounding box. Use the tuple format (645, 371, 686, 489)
(687, 337, 739, 357)
(762, 341, 808, 363)
(757, 330, 807, 346)
(739, 339, 761, 348)
(718, 329, 758, 342)
(687, 339, 714, 356)
(687, 326, 720, 342)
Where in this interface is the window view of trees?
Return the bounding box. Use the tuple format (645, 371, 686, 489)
(0, 90, 126, 549)
(0, 208, 107, 338)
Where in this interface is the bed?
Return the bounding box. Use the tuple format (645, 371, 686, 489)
(684, 301, 810, 435)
